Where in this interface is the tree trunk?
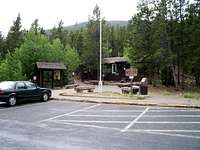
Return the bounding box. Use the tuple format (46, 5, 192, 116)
(171, 64, 178, 89)
(195, 74, 200, 87)
(181, 71, 185, 89)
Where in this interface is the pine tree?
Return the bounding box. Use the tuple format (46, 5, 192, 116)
(6, 13, 24, 53)
(0, 31, 6, 58)
(49, 20, 65, 45)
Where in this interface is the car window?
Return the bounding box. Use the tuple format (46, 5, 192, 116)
(16, 82, 26, 90)
(0, 81, 15, 90)
(25, 82, 36, 89)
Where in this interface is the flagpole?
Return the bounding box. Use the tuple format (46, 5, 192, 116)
(98, 9, 103, 91)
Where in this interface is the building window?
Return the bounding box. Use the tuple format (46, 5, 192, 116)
(112, 63, 118, 74)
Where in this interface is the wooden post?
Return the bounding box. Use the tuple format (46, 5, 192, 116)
(42, 70, 44, 87)
(130, 77, 133, 95)
(39, 69, 42, 87)
(61, 70, 64, 88)
(51, 70, 54, 89)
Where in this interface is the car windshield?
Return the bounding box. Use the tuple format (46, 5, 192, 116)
(0, 81, 15, 90)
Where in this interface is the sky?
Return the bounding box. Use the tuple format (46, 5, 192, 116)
(0, 0, 139, 36)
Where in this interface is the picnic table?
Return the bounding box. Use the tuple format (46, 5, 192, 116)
(74, 86, 95, 93)
(65, 84, 78, 89)
(121, 78, 148, 95)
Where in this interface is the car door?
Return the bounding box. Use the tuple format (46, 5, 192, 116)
(15, 82, 28, 100)
(25, 82, 41, 100)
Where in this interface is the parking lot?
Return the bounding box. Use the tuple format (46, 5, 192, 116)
(0, 100, 200, 150)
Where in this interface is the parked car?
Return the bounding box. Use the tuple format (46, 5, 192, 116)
(0, 81, 51, 106)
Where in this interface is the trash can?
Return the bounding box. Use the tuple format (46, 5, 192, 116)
(140, 85, 148, 95)
(139, 78, 148, 95)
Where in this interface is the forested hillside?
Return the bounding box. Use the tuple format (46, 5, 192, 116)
(125, 0, 200, 88)
(0, 0, 200, 89)
(63, 20, 128, 31)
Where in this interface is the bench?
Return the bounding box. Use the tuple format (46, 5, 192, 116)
(74, 86, 95, 93)
(65, 84, 78, 89)
(117, 83, 132, 88)
(121, 86, 140, 94)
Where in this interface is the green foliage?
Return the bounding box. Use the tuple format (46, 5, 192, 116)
(49, 20, 66, 45)
(50, 38, 65, 62)
(125, 0, 200, 88)
(80, 5, 102, 77)
(183, 93, 200, 100)
(126, 0, 155, 79)
(0, 32, 6, 58)
(14, 31, 80, 80)
(1, 1, 200, 88)
(80, 5, 119, 78)
(30, 19, 46, 35)
(15, 31, 52, 79)
(0, 53, 25, 81)
(64, 48, 80, 73)
(6, 13, 24, 53)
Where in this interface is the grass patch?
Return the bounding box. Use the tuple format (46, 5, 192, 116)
(163, 91, 173, 96)
(122, 93, 146, 100)
(97, 92, 146, 100)
(183, 93, 200, 100)
(98, 92, 122, 97)
(136, 96, 146, 100)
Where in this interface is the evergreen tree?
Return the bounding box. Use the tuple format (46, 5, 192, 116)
(81, 4, 102, 79)
(6, 13, 24, 53)
(0, 32, 6, 58)
(184, 1, 200, 86)
(49, 20, 65, 45)
(30, 19, 46, 35)
(125, 0, 154, 80)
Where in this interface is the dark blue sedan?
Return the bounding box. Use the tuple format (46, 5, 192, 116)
(0, 81, 51, 106)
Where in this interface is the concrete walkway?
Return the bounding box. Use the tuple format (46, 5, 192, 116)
(51, 85, 200, 108)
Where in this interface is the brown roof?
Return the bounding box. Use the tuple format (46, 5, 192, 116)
(103, 57, 127, 64)
(36, 62, 66, 70)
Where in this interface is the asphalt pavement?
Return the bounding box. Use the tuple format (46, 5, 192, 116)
(0, 100, 200, 150)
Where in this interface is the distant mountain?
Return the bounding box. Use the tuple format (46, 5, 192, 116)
(46, 20, 128, 35)
(63, 22, 87, 31)
(63, 20, 128, 31)
(107, 21, 128, 27)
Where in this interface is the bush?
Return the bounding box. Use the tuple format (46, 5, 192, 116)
(0, 54, 26, 81)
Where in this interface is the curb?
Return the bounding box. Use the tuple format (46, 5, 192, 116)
(59, 93, 149, 100)
(52, 96, 200, 109)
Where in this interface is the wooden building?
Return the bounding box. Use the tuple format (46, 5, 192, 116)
(103, 57, 130, 81)
(35, 62, 66, 88)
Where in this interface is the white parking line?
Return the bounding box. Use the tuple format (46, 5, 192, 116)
(136, 121, 200, 124)
(69, 114, 200, 118)
(128, 129, 200, 133)
(51, 120, 130, 123)
(50, 121, 121, 131)
(149, 109, 200, 112)
(48, 121, 200, 139)
(37, 104, 101, 123)
(98, 110, 144, 112)
(84, 109, 200, 112)
(143, 115, 200, 117)
(121, 107, 149, 132)
(144, 131, 200, 139)
(69, 114, 138, 117)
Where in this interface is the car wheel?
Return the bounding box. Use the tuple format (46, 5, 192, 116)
(42, 93, 49, 102)
(8, 96, 17, 106)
